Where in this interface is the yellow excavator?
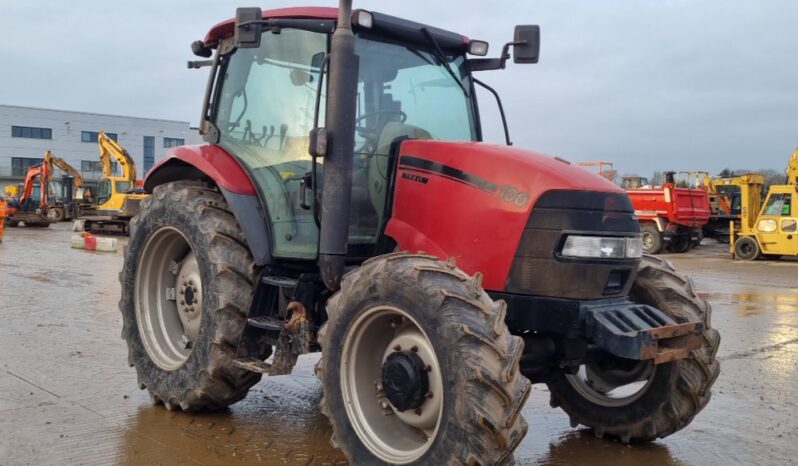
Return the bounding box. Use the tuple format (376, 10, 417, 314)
(731, 148, 798, 259)
(81, 131, 149, 234)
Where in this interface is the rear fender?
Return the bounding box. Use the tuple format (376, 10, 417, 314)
(144, 145, 271, 265)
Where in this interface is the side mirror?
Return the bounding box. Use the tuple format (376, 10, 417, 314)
(513, 25, 540, 64)
(235, 7, 263, 49)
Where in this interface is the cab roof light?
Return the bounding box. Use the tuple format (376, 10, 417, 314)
(468, 40, 489, 56)
(353, 9, 373, 29)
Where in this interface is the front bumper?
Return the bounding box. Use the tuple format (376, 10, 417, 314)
(494, 293, 703, 364)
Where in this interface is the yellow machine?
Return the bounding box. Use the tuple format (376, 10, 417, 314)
(0, 199, 5, 242)
(731, 149, 798, 260)
(96, 131, 148, 215)
(3, 185, 19, 198)
(82, 131, 149, 234)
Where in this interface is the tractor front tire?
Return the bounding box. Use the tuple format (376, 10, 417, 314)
(120, 181, 270, 411)
(641, 223, 663, 254)
(317, 253, 530, 465)
(546, 255, 720, 443)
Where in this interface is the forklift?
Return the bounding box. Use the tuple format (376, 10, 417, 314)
(732, 149, 798, 260)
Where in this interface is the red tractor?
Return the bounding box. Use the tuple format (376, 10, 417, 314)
(622, 172, 711, 254)
(121, 4, 720, 464)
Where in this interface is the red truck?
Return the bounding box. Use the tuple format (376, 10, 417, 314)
(621, 172, 711, 253)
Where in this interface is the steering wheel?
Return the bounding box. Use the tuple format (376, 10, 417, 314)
(354, 109, 407, 125)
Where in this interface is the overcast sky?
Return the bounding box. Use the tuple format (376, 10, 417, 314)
(2, 0, 796, 175)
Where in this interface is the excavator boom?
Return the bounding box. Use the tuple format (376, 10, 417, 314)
(45, 150, 84, 187)
(787, 148, 798, 185)
(98, 130, 137, 183)
(19, 158, 51, 208)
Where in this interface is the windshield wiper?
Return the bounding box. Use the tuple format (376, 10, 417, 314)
(420, 28, 469, 97)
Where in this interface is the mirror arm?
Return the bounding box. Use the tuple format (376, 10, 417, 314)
(468, 40, 526, 72)
(473, 78, 512, 146)
(187, 60, 214, 69)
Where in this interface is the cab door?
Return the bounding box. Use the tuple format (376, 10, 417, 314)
(755, 190, 796, 255)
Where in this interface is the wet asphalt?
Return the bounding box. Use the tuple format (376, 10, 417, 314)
(0, 223, 796, 465)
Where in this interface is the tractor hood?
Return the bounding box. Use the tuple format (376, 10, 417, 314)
(386, 140, 630, 291)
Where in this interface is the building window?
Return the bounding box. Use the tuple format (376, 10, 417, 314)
(163, 137, 185, 148)
(11, 157, 44, 176)
(81, 131, 117, 143)
(12, 126, 52, 139)
(81, 160, 119, 178)
(143, 136, 155, 172)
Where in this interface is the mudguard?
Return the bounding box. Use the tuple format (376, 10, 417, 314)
(144, 145, 271, 265)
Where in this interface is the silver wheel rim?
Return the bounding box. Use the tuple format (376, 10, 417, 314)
(565, 361, 656, 407)
(340, 306, 443, 464)
(642, 232, 655, 251)
(134, 227, 202, 370)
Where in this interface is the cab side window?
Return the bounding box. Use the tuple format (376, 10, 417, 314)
(763, 193, 792, 216)
(782, 218, 797, 233)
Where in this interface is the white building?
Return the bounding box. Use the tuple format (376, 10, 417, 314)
(0, 104, 202, 191)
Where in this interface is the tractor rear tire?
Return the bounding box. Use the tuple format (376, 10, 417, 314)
(641, 223, 663, 254)
(734, 236, 761, 261)
(317, 253, 530, 465)
(546, 255, 720, 443)
(119, 181, 270, 411)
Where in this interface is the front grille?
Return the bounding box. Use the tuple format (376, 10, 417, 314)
(505, 190, 640, 299)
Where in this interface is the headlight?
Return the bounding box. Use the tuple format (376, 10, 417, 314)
(757, 219, 777, 232)
(561, 235, 643, 259)
(626, 237, 644, 258)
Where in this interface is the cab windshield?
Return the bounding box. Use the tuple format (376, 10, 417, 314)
(213, 28, 477, 259)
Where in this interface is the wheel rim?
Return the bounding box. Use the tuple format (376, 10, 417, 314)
(565, 360, 656, 407)
(739, 240, 754, 258)
(134, 227, 202, 370)
(641, 232, 654, 251)
(48, 208, 63, 221)
(340, 306, 443, 464)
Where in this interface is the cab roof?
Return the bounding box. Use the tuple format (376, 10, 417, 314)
(203, 6, 468, 50)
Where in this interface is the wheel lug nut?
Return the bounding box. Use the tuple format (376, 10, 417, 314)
(424, 365, 432, 372)
(414, 408, 423, 416)
(381, 401, 390, 409)
(376, 383, 383, 392)
(411, 345, 418, 353)
(425, 392, 433, 399)
(180, 300, 185, 305)
(393, 345, 402, 351)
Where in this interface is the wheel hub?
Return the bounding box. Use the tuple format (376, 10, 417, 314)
(176, 252, 202, 343)
(642, 232, 654, 249)
(381, 351, 429, 412)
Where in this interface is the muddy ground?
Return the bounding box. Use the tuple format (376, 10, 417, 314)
(1, 223, 796, 465)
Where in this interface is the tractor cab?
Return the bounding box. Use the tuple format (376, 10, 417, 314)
(199, 9, 535, 262)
